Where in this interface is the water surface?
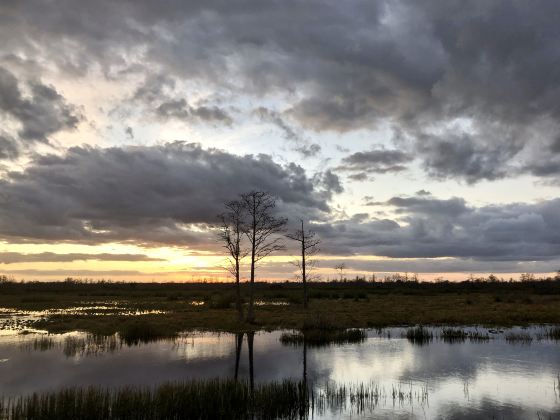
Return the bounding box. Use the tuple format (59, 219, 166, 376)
(1, 327, 559, 419)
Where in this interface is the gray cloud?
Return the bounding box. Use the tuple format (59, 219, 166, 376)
(337, 148, 411, 180)
(314, 195, 560, 262)
(156, 98, 233, 125)
(0, 252, 163, 264)
(7, 1, 560, 181)
(0, 66, 81, 143)
(255, 107, 321, 158)
(0, 134, 20, 160)
(0, 142, 334, 246)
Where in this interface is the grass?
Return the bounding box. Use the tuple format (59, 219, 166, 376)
(505, 332, 533, 343)
(0, 379, 432, 420)
(279, 329, 366, 347)
(544, 327, 560, 340)
(1, 280, 560, 335)
(404, 326, 433, 345)
(118, 321, 177, 345)
(440, 328, 490, 343)
(1, 380, 309, 420)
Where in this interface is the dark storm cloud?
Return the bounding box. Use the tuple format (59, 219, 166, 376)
(0, 252, 162, 264)
(0, 142, 334, 245)
(315, 195, 560, 262)
(6, 1, 560, 181)
(315, 257, 560, 275)
(0, 66, 81, 143)
(337, 149, 411, 180)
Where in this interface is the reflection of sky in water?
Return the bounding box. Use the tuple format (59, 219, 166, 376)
(0, 329, 559, 419)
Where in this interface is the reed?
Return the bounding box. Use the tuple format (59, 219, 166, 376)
(1, 379, 431, 419)
(1, 380, 308, 420)
(544, 327, 560, 340)
(505, 332, 533, 343)
(404, 326, 433, 345)
(279, 329, 366, 347)
(118, 322, 177, 345)
(440, 328, 490, 343)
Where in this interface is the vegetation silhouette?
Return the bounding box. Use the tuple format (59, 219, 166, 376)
(286, 220, 320, 309)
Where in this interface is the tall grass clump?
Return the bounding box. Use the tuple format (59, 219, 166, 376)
(505, 331, 533, 343)
(440, 328, 490, 343)
(404, 326, 433, 345)
(545, 327, 560, 340)
(1, 380, 309, 420)
(280, 329, 366, 347)
(119, 322, 176, 346)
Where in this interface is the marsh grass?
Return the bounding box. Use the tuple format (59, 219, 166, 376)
(505, 332, 533, 343)
(280, 329, 366, 347)
(404, 326, 433, 345)
(3, 280, 560, 336)
(63, 334, 120, 357)
(544, 327, 560, 340)
(118, 322, 177, 345)
(440, 328, 490, 343)
(29, 336, 55, 351)
(312, 381, 429, 416)
(0, 380, 432, 420)
(1, 380, 309, 420)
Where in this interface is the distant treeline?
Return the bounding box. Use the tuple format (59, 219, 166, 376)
(2, 274, 560, 295)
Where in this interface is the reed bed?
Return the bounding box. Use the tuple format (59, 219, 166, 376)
(1, 380, 308, 420)
(118, 322, 177, 346)
(312, 381, 429, 416)
(544, 327, 560, 340)
(505, 332, 533, 343)
(279, 329, 366, 347)
(404, 326, 433, 345)
(1, 379, 432, 420)
(440, 328, 490, 343)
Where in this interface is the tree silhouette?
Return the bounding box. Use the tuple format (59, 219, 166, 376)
(240, 191, 287, 323)
(286, 219, 320, 309)
(334, 263, 346, 281)
(217, 200, 247, 321)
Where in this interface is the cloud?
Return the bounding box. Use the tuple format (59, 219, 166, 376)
(0, 66, 81, 143)
(5, 1, 560, 181)
(337, 148, 411, 180)
(0, 133, 20, 160)
(314, 195, 560, 262)
(155, 98, 233, 125)
(0, 252, 163, 264)
(0, 142, 334, 246)
(255, 107, 321, 158)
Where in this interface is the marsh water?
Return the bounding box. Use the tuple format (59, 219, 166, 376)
(1, 326, 559, 419)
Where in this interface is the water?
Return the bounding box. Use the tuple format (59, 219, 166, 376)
(1, 327, 559, 419)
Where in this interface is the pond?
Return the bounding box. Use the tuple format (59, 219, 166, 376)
(0, 327, 559, 419)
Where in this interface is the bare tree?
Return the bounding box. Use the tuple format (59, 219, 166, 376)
(334, 263, 346, 281)
(241, 191, 287, 322)
(286, 219, 320, 309)
(217, 200, 247, 321)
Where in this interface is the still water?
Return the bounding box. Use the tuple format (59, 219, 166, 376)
(1, 327, 559, 419)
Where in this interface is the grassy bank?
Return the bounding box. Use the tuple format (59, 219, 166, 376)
(1, 280, 560, 336)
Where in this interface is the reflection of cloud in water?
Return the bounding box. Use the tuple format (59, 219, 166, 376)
(1, 329, 559, 418)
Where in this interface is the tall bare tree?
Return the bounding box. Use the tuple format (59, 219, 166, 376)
(241, 191, 287, 322)
(286, 219, 320, 309)
(218, 199, 247, 321)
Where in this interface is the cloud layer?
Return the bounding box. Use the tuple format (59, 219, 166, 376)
(0, 142, 335, 246)
(2, 1, 560, 182)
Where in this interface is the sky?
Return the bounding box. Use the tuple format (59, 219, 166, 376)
(1, 0, 560, 282)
